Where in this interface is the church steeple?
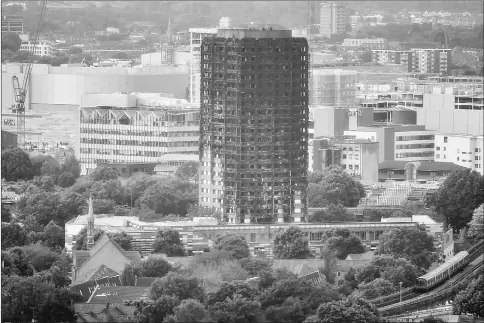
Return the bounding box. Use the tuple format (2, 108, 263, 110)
(165, 17, 173, 45)
(87, 195, 95, 250)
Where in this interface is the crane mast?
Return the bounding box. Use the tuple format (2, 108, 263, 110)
(11, 1, 47, 148)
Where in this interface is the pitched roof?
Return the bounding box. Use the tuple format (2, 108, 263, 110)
(346, 251, 374, 261)
(379, 160, 467, 172)
(292, 263, 312, 277)
(73, 250, 91, 268)
(124, 251, 142, 264)
(87, 286, 150, 304)
(86, 265, 120, 281)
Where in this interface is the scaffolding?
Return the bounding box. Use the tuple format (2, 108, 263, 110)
(199, 31, 309, 224)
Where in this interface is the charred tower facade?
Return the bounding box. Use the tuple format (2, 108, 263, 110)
(199, 28, 309, 224)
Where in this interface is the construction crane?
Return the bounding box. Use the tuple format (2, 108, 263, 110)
(11, 1, 47, 148)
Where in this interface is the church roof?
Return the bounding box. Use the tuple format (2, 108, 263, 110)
(85, 265, 120, 282)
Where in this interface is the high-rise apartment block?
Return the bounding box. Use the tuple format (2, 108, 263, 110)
(320, 1, 347, 37)
(188, 28, 218, 104)
(310, 69, 357, 106)
(199, 28, 309, 224)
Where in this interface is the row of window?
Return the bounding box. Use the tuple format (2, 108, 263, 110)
(80, 139, 198, 147)
(396, 152, 434, 158)
(80, 149, 165, 157)
(80, 129, 199, 137)
(396, 143, 434, 150)
(395, 135, 435, 141)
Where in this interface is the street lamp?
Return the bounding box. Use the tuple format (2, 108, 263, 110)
(399, 282, 403, 303)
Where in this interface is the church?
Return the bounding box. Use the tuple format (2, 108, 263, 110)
(71, 197, 142, 286)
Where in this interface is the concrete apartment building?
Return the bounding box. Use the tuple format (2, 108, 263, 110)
(320, 1, 347, 37)
(371, 49, 452, 75)
(417, 89, 484, 136)
(188, 27, 218, 104)
(310, 69, 357, 106)
(313, 137, 379, 182)
(77, 93, 199, 175)
(434, 134, 484, 175)
(342, 38, 388, 49)
(1, 15, 24, 34)
(199, 28, 309, 224)
(1, 63, 189, 149)
(345, 125, 436, 162)
(312, 106, 374, 139)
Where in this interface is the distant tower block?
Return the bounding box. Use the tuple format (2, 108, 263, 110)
(277, 200, 284, 223)
(293, 190, 302, 223)
(245, 209, 251, 224)
(219, 17, 232, 29)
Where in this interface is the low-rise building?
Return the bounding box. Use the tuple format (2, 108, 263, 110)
(313, 137, 379, 182)
(434, 133, 484, 175)
(1, 15, 23, 34)
(78, 93, 199, 175)
(346, 125, 436, 162)
(19, 40, 55, 56)
(378, 160, 467, 182)
(343, 38, 388, 49)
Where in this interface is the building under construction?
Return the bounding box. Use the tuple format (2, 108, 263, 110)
(199, 28, 309, 224)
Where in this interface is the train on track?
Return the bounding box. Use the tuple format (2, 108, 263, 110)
(373, 240, 484, 308)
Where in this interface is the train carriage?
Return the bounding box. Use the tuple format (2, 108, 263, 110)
(416, 251, 469, 291)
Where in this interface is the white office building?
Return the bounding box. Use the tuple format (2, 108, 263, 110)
(434, 134, 484, 175)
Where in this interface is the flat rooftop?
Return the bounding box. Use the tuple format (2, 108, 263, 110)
(216, 28, 292, 39)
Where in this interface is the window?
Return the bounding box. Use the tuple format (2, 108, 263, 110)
(444, 155, 447, 159)
(444, 147, 446, 151)
(476, 156, 479, 160)
(436, 147, 440, 151)
(436, 154, 440, 159)
(444, 136, 448, 143)
(250, 233, 256, 242)
(476, 148, 480, 153)
(457, 157, 460, 161)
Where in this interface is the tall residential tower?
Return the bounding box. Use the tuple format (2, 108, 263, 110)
(199, 28, 309, 224)
(320, 1, 347, 37)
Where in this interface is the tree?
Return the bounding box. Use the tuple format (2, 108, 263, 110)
(304, 297, 384, 323)
(165, 299, 207, 322)
(174, 161, 199, 182)
(6, 247, 35, 277)
(150, 272, 204, 302)
(322, 229, 365, 260)
(20, 243, 64, 272)
(355, 255, 420, 288)
(207, 294, 262, 323)
(90, 179, 126, 205)
(139, 255, 174, 277)
(429, 169, 484, 230)
(213, 234, 250, 260)
(17, 191, 65, 226)
(91, 198, 117, 214)
(206, 281, 257, 306)
(1, 147, 34, 181)
(40, 160, 62, 180)
(308, 166, 366, 208)
(1, 32, 22, 52)
(1, 276, 77, 323)
(1, 222, 30, 249)
(308, 171, 324, 184)
(59, 191, 87, 220)
(89, 165, 118, 182)
(152, 228, 186, 256)
(264, 297, 309, 323)
(1, 49, 14, 61)
(25, 175, 56, 192)
(318, 247, 337, 284)
(238, 257, 272, 277)
(392, 201, 439, 221)
(376, 227, 436, 269)
(452, 274, 484, 318)
(41, 221, 65, 249)
(309, 204, 356, 223)
(352, 278, 397, 300)
(109, 231, 133, 250)
(468, 204, 483, 239)
(125, 172, 157, 206)
(57, 172, 76, 188)
(138, 295, 181, 323)
(273, 227, 311, 259)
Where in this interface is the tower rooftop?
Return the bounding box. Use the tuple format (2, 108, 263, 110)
(216, 28, 292, 39)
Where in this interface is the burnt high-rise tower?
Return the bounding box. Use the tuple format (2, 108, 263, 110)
(199, 28, 309, 224)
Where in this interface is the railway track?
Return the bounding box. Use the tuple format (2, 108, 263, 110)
(372, 241, 484, 310)
(379, 258, 484, 316)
